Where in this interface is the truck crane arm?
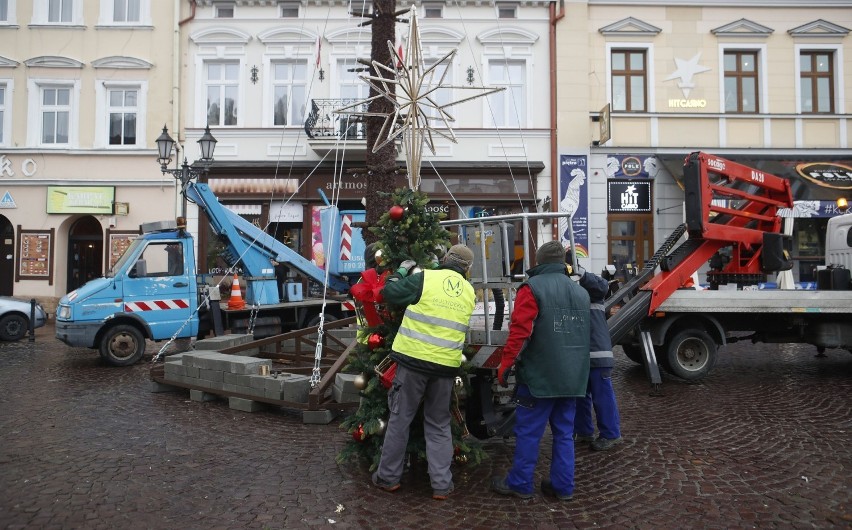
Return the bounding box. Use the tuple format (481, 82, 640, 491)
(184, 181, 352, 301)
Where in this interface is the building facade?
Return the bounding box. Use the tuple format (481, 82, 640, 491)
(556, 0, 852, 284)
(181, 0, 554, 286)
(0, 0, 180, 308)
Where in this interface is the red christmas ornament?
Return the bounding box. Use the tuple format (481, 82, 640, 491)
(368, 333, 385, 350)
(389, 205, 405, 221)
(352, 424, 365, 442)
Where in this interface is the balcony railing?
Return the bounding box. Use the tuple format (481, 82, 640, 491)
(304, 99, 367, 140)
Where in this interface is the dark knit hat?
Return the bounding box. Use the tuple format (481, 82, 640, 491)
(443, 244, 474, 270)
(536, 241, 566, 265)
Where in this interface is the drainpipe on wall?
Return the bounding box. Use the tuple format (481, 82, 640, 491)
(549, 1, 566, 240)
(174, 0, 198, 146)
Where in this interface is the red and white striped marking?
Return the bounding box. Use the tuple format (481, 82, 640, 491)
(342, 301, 356, 312)
(339, 214, 353, 261)
(124, 299, 190, 312)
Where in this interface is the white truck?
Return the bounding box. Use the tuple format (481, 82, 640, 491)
(461, 152, 852, 438)
(606, 153, 852, 386)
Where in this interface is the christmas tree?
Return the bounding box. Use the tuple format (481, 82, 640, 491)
(337, 187, 486, 470)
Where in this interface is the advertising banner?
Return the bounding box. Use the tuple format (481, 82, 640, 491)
(559, 155, 589, 257)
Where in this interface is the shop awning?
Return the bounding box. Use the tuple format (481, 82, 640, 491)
(657, 154, 852, 217)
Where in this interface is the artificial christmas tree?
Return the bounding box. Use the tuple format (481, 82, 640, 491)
(337, 187, 486, 471)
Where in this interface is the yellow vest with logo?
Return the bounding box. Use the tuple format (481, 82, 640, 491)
(392, 269, 475, 368)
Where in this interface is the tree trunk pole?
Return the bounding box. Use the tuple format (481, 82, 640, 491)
(363, 0, 398, 244)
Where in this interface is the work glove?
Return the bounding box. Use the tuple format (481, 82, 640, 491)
(396, 260, 418, 277)
(497, 357, 516, 387)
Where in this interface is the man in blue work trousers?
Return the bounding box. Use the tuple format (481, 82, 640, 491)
(570, 255, 623, 451)
(492, 241, 590, 501)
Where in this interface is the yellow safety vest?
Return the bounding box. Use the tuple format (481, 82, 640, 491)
(392, 269, 475, 368)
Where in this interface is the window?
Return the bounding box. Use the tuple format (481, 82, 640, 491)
(206, 62, 239, 126)
(272, 61, 307, 126)
(33, 0, 80, 24)
(611, 50, 646, 112)
(724, 51, 759, 113)
(800, 51, 834, 114)
(496, 3, 517, 19)
(112, 0, 140, 23)
(108, 88, 137, 145)
(487, 59, 526, 128)
(96, 81, 145, 148)
(0, 0, 8, 22)
(214, 2, 234, 18)
(424, 2, 442, 18)
(338, 59, 369, 137)
(349, 1, 371, 16)
(423, 58, 452, 121)
(48, 0, 72, 22)
(41, 86, 70, 144)
(279, 1, 299, 17)
(0, 84, 5, 144)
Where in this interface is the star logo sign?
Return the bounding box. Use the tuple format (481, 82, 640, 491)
(664, 53, 711, 98)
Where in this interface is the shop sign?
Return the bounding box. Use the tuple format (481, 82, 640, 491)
(425, 203, 450, 216)
(608, 181, 651, 212)
(270, 201, 303, 222)
(0, 155, 39, 177)
(605, 155, 659, 178)
(47, 186, 115, 214)
(795, 162, 852, 189)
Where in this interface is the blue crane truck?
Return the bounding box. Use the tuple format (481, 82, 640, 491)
(54, 181, 365, 366)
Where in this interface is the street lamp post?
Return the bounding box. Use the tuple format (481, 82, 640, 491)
(156, 124, 218, 220)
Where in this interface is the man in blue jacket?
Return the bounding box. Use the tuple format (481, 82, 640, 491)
(570, 257, 623, 451)
(492, 241, 590, 501)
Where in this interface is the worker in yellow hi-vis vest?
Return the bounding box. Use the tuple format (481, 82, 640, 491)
(371, 244, 475, 501)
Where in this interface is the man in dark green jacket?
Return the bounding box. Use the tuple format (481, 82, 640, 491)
(491, 240, 590, 501)
(371, 244, 476, 501)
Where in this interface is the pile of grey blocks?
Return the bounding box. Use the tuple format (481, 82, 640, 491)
(333, 373, 362, 404)
(161, 350, 312, 412)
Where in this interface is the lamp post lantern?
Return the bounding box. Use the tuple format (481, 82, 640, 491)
(155, 125, 217, 220)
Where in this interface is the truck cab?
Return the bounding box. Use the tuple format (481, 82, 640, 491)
(56, 221, 199, 366)
(826, 213, 852, 270)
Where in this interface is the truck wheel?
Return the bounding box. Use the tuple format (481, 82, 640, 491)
(99, 325, 146, 366)
(307, 313, 337, 328)
(664, 329, 717, 380)
(0, 314, 27, 341)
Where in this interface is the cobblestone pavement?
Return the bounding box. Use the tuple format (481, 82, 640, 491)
(1, 324, 850, 529)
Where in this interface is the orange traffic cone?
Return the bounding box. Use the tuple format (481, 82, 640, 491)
(227, 273, 246, 310)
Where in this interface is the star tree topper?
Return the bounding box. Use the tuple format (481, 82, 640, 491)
(334, 5, 504, 190)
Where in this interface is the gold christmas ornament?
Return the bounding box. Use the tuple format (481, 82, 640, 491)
(454, 376, 464, 389)
(374, 249, 384, 266)
(376, 418, 387, 436)
(353, 373, 368, 390)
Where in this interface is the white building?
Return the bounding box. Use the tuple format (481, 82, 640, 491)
(181, 0, 555, 279)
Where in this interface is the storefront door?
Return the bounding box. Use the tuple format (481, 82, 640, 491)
(607, 213, 653, 281)
(0, 216, 13, 296)
(67, 216, 104, 292)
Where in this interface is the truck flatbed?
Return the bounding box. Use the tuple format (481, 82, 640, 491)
(657, 289, 852, 314)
